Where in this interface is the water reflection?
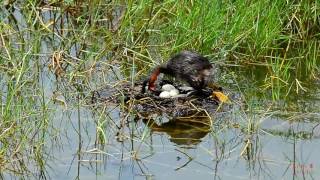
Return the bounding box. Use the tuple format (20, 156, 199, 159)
(141, 112, 211, 147)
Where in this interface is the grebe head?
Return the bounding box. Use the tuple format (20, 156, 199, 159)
(187, 64, 213, 90)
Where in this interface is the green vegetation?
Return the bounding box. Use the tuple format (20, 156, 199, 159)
(0, 0, 319, 178)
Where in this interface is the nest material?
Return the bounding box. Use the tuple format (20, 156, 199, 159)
(92, 80, 223, 118)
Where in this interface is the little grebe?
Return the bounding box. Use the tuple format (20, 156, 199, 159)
(144, 51, 213, 93)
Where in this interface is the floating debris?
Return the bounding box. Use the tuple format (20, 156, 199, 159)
(212, 91, 230, 103)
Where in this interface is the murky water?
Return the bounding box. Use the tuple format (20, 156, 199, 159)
(1, 4, 320, 180)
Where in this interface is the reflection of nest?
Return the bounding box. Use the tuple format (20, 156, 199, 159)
(92, 80, 222, 118)
(142, 112, 211, 146)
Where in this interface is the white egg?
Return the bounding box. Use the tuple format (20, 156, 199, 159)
(159, 91, 171, 98)
(169, 89, 179, 97)
(161, 84, 176, 91)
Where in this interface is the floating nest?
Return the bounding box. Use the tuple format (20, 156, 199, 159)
(92, 79, 230, 119)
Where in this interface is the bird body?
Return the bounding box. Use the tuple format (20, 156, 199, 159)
(146, 51, 213, 93)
